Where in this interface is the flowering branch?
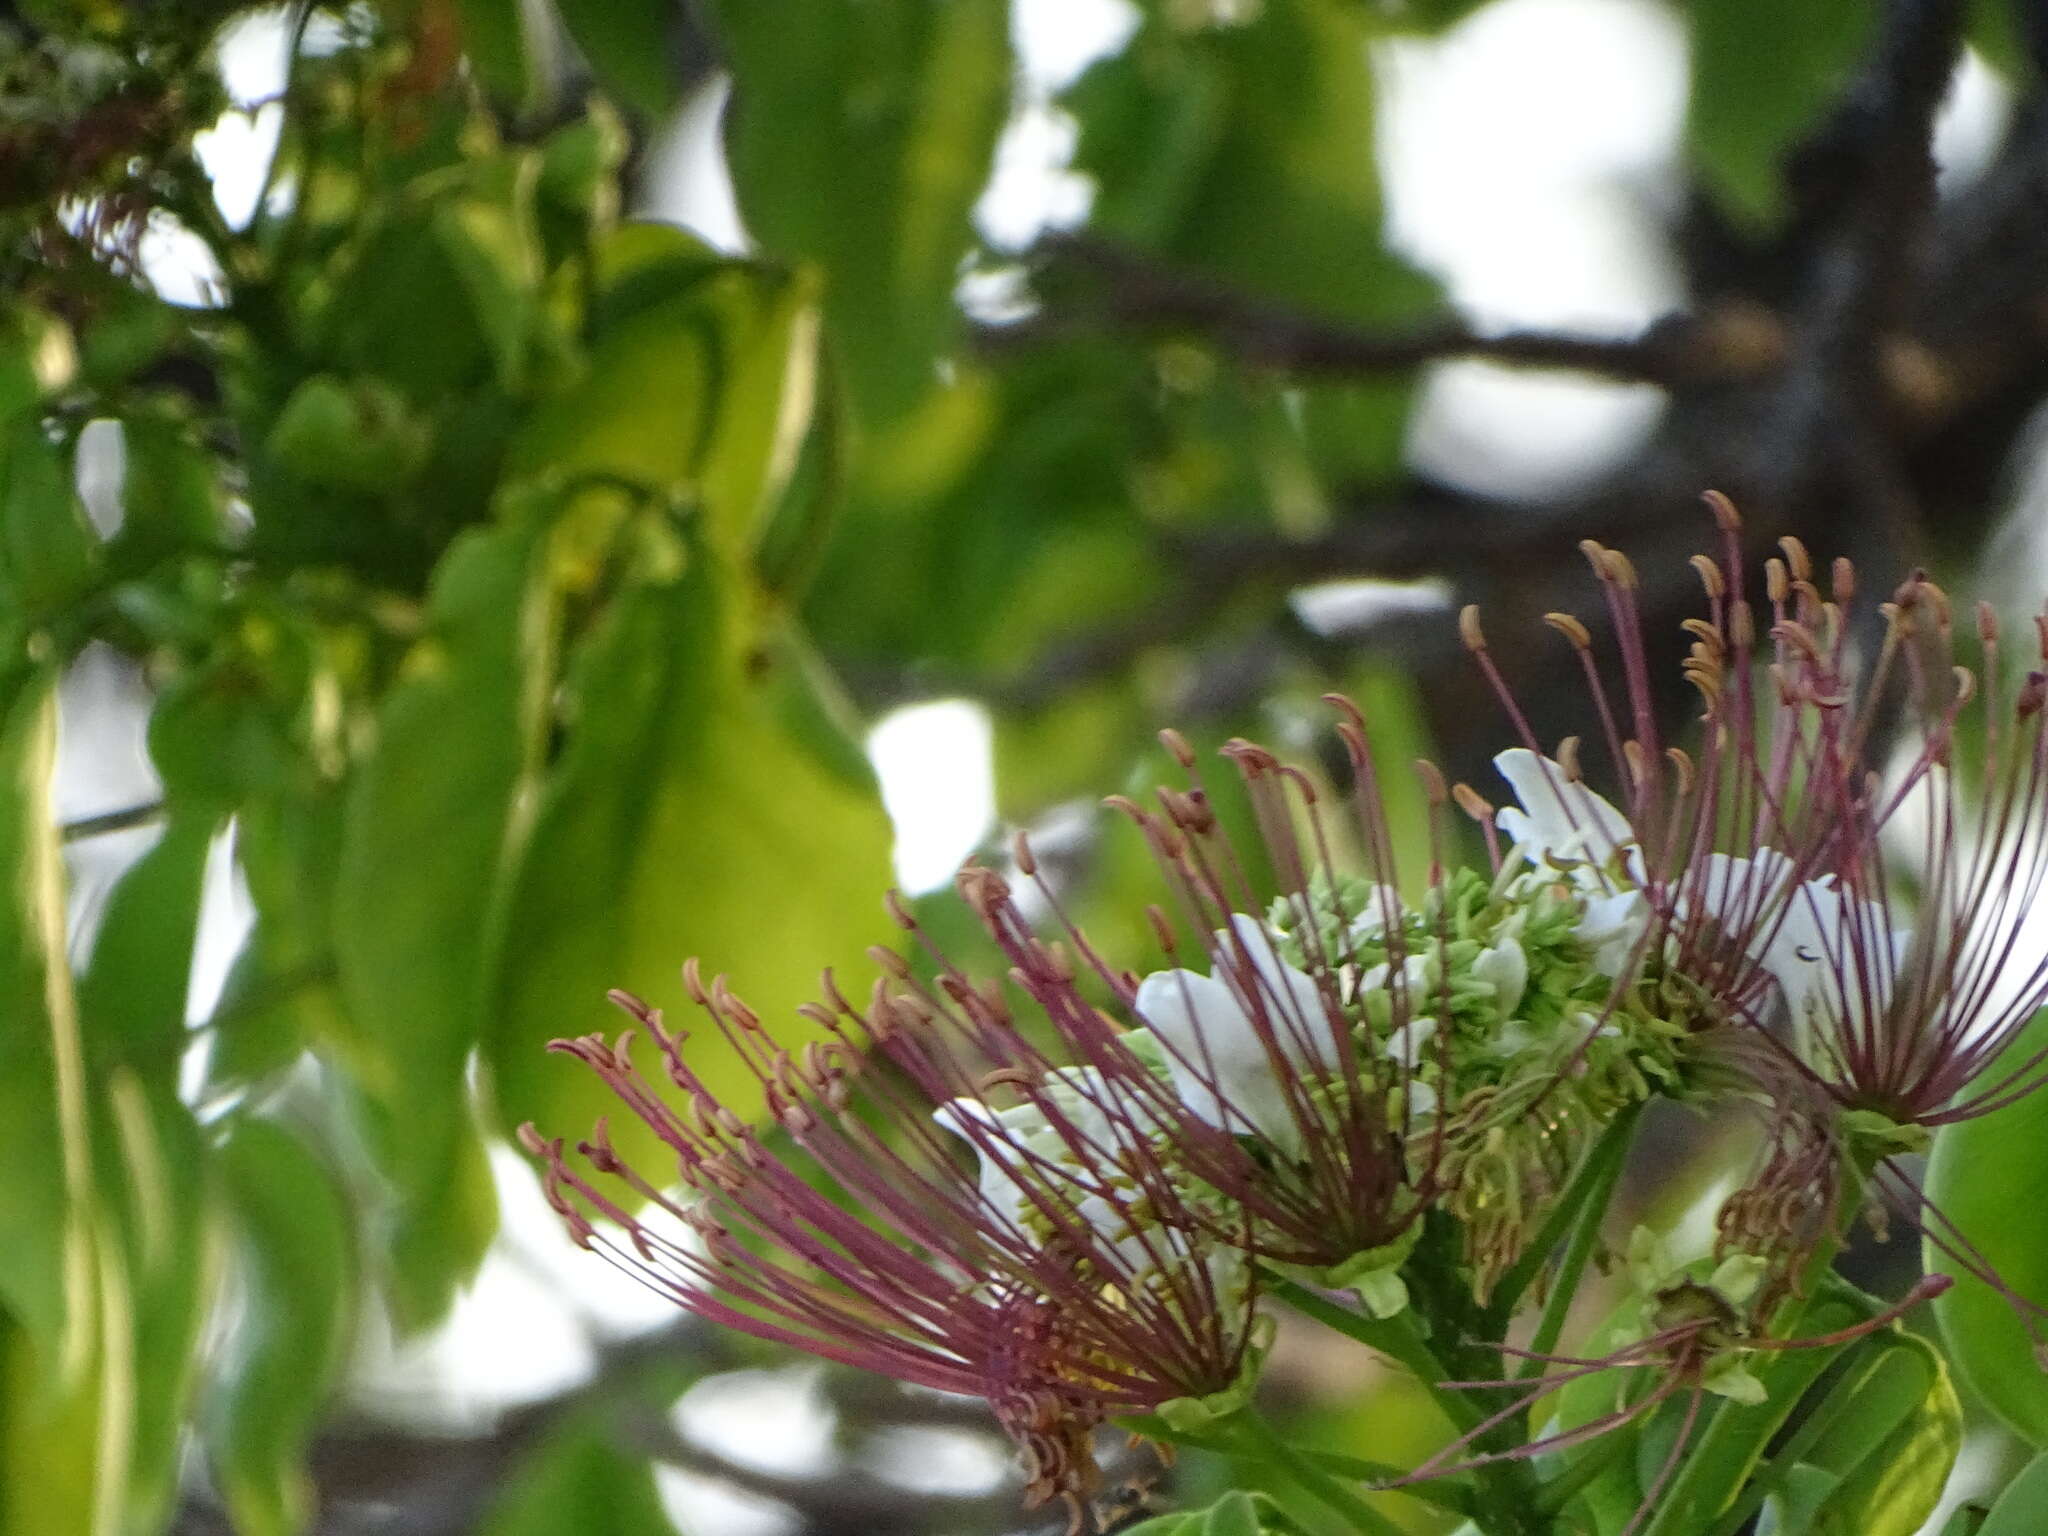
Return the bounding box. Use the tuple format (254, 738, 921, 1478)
(526, 502, 2048, 1534)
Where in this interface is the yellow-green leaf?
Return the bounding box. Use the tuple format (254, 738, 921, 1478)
(488, 525, 893, 1171)
(1929, 1009, 2048, 1446)
(332, 520, 556, 1329)
(204, 1119, 357, 1536)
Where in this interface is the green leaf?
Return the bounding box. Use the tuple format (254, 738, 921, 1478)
(487, 522, 894, 1173)
(204, 1118, 357, 1536)
(1978, 1451, 2048, 1536)
(709, 0, 1012, 423)
(1759, 1464, 1839, 1536)
(0, 671, 80, 1343)
(0, 304, 71, 419)
(1068, 0, 1439, 325)
(1801, 1333, 1962, 1536)
(94, 1071, 217, 1536)
(478, 1415, 679, 1536)
(1686, 0, 1872, 225)
(266, 373, 432, 493)
(0, 673, 207, 1536)
(434, 152, 546, 392)
(113, 415, 228, 570)
(1929, 1009, 2048, 1446)
(332, 520, 555, 1329)
(456, 0, 542, 110)
(1205, 1489, 1265, 1536)
(1117, 1518, 1205, 1536)
(0, 668, 109, 1536)
(512, 230, 823, 561)
(558, 0, 683, 120)
(0, 416, 96, 621)
(202, 920, 341, 1098)
(77, 809, 217, 1064)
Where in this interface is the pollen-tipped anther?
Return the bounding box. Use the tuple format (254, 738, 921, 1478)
(1544, 612, 1592, 648)
(1691, 554, 1725, 601)
(1159, 728, 1197, 769)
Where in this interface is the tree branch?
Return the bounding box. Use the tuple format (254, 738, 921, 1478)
(978, 232, 1783, 388)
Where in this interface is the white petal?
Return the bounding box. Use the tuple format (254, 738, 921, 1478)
(1577, 889, 1652, 977)
(1213, 914, 1328, 1066)
(932, 1098, 1042, 1227)
(1493, 748, 1636, 872)
(1135, 965, 1303, 1156)
(1344, 884, 1405, 942)
(1386, 1015, 1439, 1069)
(1760, 878, 1910, 1039)
(1474, 936, 1529, 1015)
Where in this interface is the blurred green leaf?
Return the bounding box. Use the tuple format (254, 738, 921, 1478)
(1929, 1008, 2048, 1446)
(1979, 1452, 2048, 1536)
(0, 305, 70, 420)
(202, 920, 340, 1098)
(1686, 1, 1871, 225)
(95, 1071, 217, 1536)
(1205, 1490, 1271, 1536)
(709, 0, 1011, 423)
(436, 153, 546, 392)
(478, 1414, 679, 1536)
(332, 519, 555, 1329)
(0, 678, 219, 1536)
(0, 416, 96, 622)
(457, 0, 542, 110)
(76, 803, 215, 1062)
(0, 669, 85, 1514)
(1069, 0, 1439, 325)
(513, 227, 823, 560)
(559, 0, 684, 121)
(114, 416, 229, 570)
(0, 669, 128, 1536)
(1792, 1332, 1961, 1536)
(204, 1118, 357, 1536)
(266, 374, 432, 494)
(1759, 1464, 1839, 1536)
(488, 523, 894, 1170)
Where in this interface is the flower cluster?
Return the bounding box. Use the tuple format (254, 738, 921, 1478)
(523, 497, 2048, 1529)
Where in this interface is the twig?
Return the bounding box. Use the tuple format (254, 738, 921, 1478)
(61, 801, 165, 841)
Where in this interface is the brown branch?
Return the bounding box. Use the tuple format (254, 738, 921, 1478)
(977, 232, 1783, 388)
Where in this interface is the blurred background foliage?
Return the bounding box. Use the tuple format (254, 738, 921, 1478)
(2, 0, 2047, 1532)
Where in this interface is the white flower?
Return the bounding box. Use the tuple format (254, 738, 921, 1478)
(1675, 850, 1913, 1043)
(1494, 748, 1640, 884)
(1759, 877, 1911, 1043)
(1133, 914, 1328, 1157)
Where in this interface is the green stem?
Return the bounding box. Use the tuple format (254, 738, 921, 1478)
(1532, 1418, 1637, 1518)
(1236, 1411, 1405, 1536)
(1513, 1103, 1643, 1381)
(1264, 1272, 1481, 1433)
